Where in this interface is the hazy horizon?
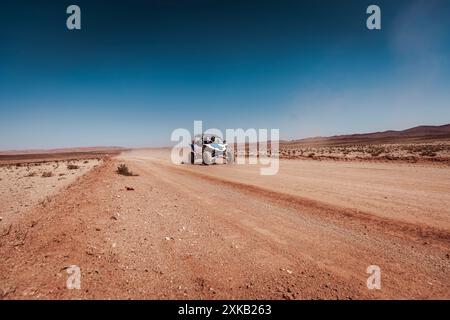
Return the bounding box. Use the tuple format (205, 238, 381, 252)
(1, 122, 449, 152)
(1, 0, 450, 150)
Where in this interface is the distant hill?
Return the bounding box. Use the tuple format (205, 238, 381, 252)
(0, 146, 125, 156)
(287, 124, 450, 146)
(0, 146, 127, 164)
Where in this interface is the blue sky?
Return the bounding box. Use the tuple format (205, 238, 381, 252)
(0, 0, 449, 149)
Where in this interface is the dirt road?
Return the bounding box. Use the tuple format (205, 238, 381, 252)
(1, 149, 449, 299)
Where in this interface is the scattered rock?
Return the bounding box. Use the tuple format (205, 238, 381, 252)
(1, 286, 16, 298)
(111, 213, 120, 220)
(125, 186, 134, 191)
(165, 236, 174, 241)
(283, 292, 295, 300)
(280, 268, 293, 274)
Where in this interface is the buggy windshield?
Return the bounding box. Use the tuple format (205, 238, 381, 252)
(194, 135, 224, 144)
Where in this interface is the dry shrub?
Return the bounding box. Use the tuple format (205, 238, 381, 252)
(370, 150, 383, 157)
(24, 172, 37, 177)
(42, 171, 53, 178)
(116, 164, 137, 176)
(420, 151, 436, 157)
(67, 164, 79, 170)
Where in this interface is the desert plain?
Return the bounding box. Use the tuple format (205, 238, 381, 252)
(1, 130, 450, 299)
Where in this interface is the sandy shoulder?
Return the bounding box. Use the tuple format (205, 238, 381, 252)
(0, 159, 102, 226)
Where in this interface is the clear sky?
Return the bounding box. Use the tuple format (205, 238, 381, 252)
(1, 0, 449, 149)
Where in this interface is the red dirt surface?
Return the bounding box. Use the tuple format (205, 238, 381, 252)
(0, 149, 449, 299)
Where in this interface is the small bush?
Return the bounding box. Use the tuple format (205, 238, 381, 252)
(67, 164, 79, 170)
(116, 164, 136, 176)
(420, 150, 437, 157)
(42, 171, 53, 178)
(370, 150, 383, 157)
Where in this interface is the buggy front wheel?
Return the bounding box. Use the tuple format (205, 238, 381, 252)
(203, 150, 215, 165)
(226, 150, 234, 164)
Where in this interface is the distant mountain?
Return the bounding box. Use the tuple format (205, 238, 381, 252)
(288, 124, 450, 146)
(0, 146, 126, 156)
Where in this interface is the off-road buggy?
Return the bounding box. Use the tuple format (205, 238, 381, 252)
(190, 134, 234, 165)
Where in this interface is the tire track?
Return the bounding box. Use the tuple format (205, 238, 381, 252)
(159, 162, 450, 247)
